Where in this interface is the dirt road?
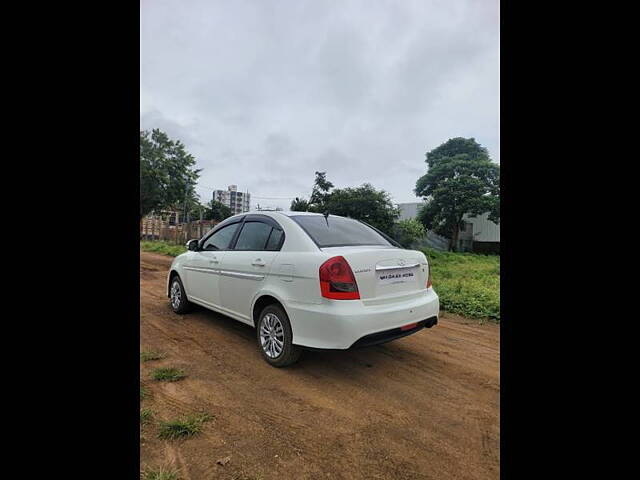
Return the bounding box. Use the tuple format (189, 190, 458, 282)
(140, 251, 499, 480)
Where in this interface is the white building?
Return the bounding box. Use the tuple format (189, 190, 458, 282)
(397, 202, 427, 221)
(396, 202, 500, 253)
(213, 185, 251, 215)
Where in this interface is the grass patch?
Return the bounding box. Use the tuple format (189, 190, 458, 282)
(140, 350, 166, 362)
(141, 466, 180, 480)
(140, 408, 154, 425)
(152, 367, 187, 382)
(140, 241, 187, 257)
(158, 413, 212, 440)
(140, 386, 149, 401)
(422, 248, 500, 321)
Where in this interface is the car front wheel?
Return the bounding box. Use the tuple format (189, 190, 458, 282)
(256, 304, 301, 367)
(169, 275, 192, 314)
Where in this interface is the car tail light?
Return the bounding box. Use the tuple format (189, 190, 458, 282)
(426, 267, 432, 289)
(319, 256, 360, 300)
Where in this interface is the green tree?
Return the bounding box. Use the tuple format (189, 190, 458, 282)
(323, 183, 399, 235)
(290, 197, 309, 211)
(392, 218, 426, 248)
(178, 197, 208, 222)
(204, 200, 233, 222)
(308, 171, 334, 212)
(415, 137, 499, 251)
(140, 129, 201, 220)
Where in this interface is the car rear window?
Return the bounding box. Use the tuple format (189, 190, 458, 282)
(291, 215, 392, 248)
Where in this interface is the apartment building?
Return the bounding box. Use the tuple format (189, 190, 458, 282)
(213, 185, 251, 215)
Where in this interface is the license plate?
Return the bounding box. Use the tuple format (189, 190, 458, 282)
(378, 268, 416, 285)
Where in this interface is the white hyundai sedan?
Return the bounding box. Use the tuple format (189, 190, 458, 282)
(167, 211, 439, 367)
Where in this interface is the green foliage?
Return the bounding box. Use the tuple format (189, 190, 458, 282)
(140, 350, 166, 362)
(180, 199, 208, 223)
(415, 138, 499, 250)
(422, 248, 500, 321)
(308, 171, 334, 211)
(152, 367, 187, 382)
(423, 137, 490, 169)
(205, 200, 233, 222)
(140, 408, 154, 425)
(140, 466, 180, 480)
(140, 129, 201, 219)
(158, 413, 212, 440)
(290, 197, 309, 211)
(324, 183, 399, 234)
(140, 241, 187, 257)
(392, 218, 426, 247)
(296, 172, 399, 234)
(140, 386, 149, 401)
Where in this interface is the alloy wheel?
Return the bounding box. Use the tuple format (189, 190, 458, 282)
(170, 281, 182, 310)
(260, 313, 285, 358)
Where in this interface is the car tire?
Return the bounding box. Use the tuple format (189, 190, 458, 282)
(256, 304, 301, 367)
(169, 275, 193, 314)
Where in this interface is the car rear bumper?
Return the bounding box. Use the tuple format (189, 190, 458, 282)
(286, 288, 440, 349)
(349, 316, 437, 348)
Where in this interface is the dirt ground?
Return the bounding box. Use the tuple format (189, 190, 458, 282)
(140, 251, 500, 480)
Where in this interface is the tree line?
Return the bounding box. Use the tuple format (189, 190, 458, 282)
(290, 138, 499, 251)
(140, 129, 233, 226)
(141, 128, 499, 251)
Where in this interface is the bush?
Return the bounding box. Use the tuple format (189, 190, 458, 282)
(422, 248, 500, 321)
(393, 219, 426, 247)
(140, 241, 187, 257)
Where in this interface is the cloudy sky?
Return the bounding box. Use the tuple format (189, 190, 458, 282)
(141, 0, 499, 211)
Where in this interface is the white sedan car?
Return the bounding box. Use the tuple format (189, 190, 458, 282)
(167, 211, 439, 367)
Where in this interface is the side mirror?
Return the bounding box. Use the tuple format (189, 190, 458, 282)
(186, 239, 199, 251)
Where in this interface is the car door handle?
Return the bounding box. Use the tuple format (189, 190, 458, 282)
(209, 257, 219, 264)
(252, 259, 266, 267)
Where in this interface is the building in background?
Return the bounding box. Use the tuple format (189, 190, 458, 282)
(397, 202, 427, 221)
(461, 212, 500, 254)
(395, 202, 500, 253)
(213, 185, 251, 215)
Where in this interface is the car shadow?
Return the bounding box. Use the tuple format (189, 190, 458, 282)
(185, 303, 432, 380)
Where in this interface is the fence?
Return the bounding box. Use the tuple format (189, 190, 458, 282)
(141, 217, 219, 245)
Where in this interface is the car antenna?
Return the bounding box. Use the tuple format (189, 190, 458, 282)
(323, 210, 330, 226)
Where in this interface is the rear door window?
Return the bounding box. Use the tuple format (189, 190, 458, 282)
(265, 228, 284, 251)
(234, 221, 273, 251)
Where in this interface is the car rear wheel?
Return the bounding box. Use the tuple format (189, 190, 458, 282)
(169, 275, 192, 314)
(256, 304, 301, 367)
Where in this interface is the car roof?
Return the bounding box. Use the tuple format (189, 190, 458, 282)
(273, 211, 325, 217)
(228, 210, 336, 219)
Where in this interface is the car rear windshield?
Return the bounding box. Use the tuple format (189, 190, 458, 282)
(291, 215, 392, 248)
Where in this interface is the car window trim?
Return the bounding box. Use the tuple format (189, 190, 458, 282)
(230, 216, 285, 252)
(265, 226, 285, 251)
(198, 217, 244, 251)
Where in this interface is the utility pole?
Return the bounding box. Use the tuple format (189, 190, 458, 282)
(183, 185, 189, 225)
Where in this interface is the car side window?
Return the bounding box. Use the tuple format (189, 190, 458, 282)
(265, 228, 284, 251)
(202, 223, 240, 251)
(234, 221, 273, 251)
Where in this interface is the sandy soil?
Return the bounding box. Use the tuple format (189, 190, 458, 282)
(140, 251, 499, 480)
